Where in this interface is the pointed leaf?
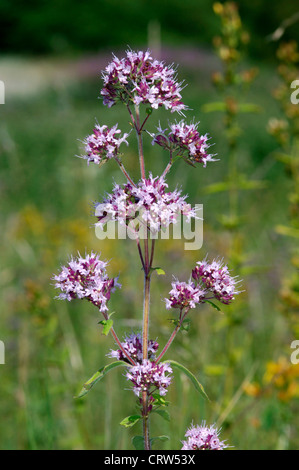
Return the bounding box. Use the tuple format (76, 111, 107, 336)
(164, 359, 209, 401)
(204, 300, 222, 313)
(132, 436, 144, 450)
(75, 361, 127, 398)
(153, 409, 170, 422)
(120, 415, 142, 428)
(152, 393, 170, 407)
(99, 318, 114, 336)
(152, 266, 165, 275)
(150, 435, 170, 447)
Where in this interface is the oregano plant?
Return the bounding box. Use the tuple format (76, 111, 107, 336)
(52, 49, 241, 451)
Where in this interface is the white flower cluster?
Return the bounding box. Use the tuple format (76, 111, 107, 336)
(101, 49, 186, 114)
(126, 359, 173, 397)
(95, 174, 197, 233)
(151, 120, 217, 168)
(108, 332, 159, 363)
(52, 252, 120, 313)
(182, 422, 228, 450)
(165, 279, 207, 310)
(192, 258, 242, 305)
(82, 123, 129, 165)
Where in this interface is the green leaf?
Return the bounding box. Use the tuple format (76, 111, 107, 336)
(169, 318, 190, 331)
(152, 266, 165, 275)
(156, 268, 165, 275)
(120, 414, 142, 428)
(75, 361, 127, 398)
(150, 435, 170, 447)
(132, 436, 144, 450)
(172, 154, 184, 164)
(164, 360, 209, 401)
(98, 318, 113, 336)
(204, 300, 222, 313)
(152, 394, 170, 407)
(153, 409, 170, 422)
(181, 318, 191, 331)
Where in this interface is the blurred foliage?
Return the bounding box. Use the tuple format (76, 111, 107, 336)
(242, 37, 299, 449)
(0, 0, 299, 60)
(1, 0, 299, 451)
(268, 40, 299, 336)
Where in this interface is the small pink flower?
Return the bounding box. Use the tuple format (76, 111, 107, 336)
(100, 49, 187, 114)
(182, 421, 228, 450)
(81, 123, 129, 165)
(192, 258, 241, 305)
(165, 279, 207, 310)
(151, 120, 217, 168)
(126, 359, 173, 397)
(52, 252, 121, 313)
(94, 174, 197, 233)
(108, 332, 159, 363)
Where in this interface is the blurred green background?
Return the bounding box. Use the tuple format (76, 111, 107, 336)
(1, 0, 299, 450)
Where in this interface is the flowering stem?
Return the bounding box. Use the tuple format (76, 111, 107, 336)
(100, 309, 136, 366)
(141, 272, 152, 451)
(141, 238, 155, 451)
(156, 308, 189, 363)
(115, 157, 136, 187)
(149, 239, 155, 268)
(142, 272, 151, 360)
(139, 113, 151, 133)
(136, 238, 146, 272)
(161, 150, 173, 180)
(161, 161, 173, 180)
(110, 326, 136, 366)
(126, 104, 137, 131)
(135, 105, 146, 179)
(142, 393, 151, 450)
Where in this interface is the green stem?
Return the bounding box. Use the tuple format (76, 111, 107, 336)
(115, 157, 136, 187)
(135, 105, 146, 179)
(142, 394, 151, 450)
(156, 308, 188, 363)
(100, 308, 136, 366)
(142, 272, 151, 360)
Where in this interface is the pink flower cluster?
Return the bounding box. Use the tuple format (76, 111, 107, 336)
(95, 174, 197, 233)
(181, 422, 228, 450)
(52, 252, 120, 313)
(152, 121, 216, 167)
(108, 332, 159, 363)
(126, 359, 173, 397)
(165, 258, 241, 310)
(192, 258, 241, 305)
(165, 280, 207, 310)
(100, 49, 186, 114)
(81, 123, 129, 165)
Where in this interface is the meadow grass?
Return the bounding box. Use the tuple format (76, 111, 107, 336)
(0, 53, 297, 450)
